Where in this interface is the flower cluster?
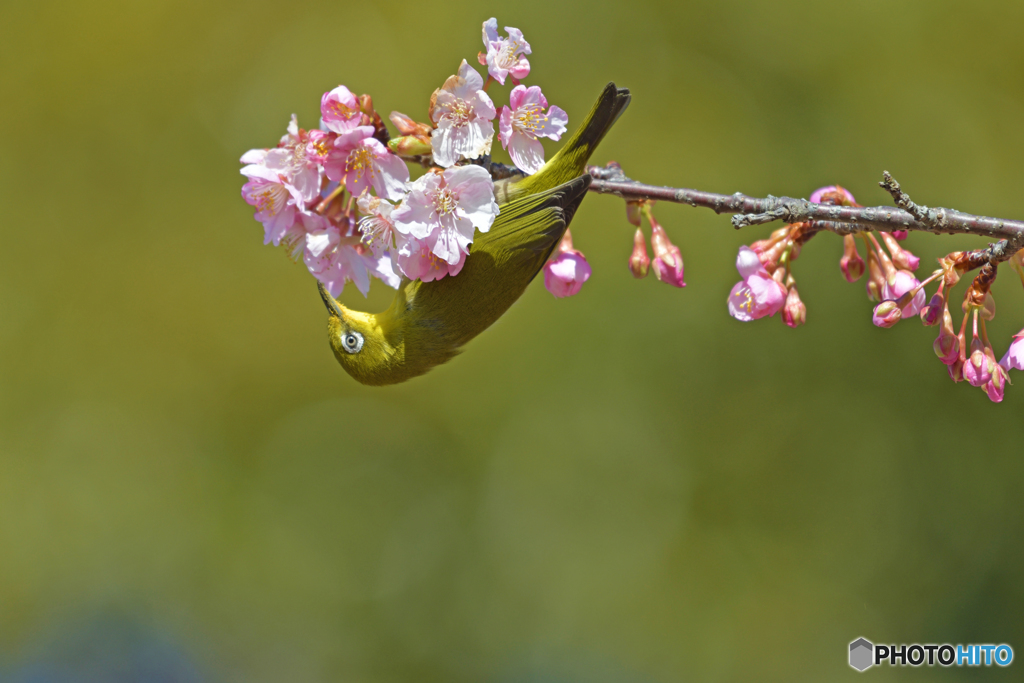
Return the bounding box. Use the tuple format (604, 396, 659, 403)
(727, 184, 1024, 402)
(241, 18, 572, 298)
(892, 251, 1024, 403)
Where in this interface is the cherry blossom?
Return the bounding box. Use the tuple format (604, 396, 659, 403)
(430, 60, 496, 168)
(240, 159, 303, 246)
(883, 269, 926, 317)
(480, 18, 531, 85)
(498, 85, 568, 174)
(304, 218, 398, 297)
(260, 115, 322, 205)
(395, 236, 466, 283)
(324, 127, 409, 201)
(728, 246, 787, 321)
(321, 85, 363, 134)
(357, 193, 401, 258)
(1000, 330, 1024, 372)
(391, 165, 499, 266)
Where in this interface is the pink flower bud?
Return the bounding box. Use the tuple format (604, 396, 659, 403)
(626, 201, 643, 228)
(964, 336, 993, 387)
(629, 228, 650, 279)
(891, 229, 908, 241)
(543, 230, 590, 298)
(650, 223, 686, 288)
(389, 111, 434, 137)
(782, 285, 806, 328)
(840, 234, 865, 283)
(880, 231, 920, 271)
(934, 308, 960, 365)
(865, 251, 885, 302)
(920, 292, 943, 326)
(544, 251, 591, 298)
(810, 185, 857, 206)
(985, 372, 1006, 403)
(948, 355, 965, 383)
(934, 331, 960, 365)
(872, 300, 902, 328)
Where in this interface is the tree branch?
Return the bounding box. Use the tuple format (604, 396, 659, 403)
(585, 164, 1024, 266)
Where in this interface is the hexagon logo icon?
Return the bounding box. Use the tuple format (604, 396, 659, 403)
(849, 638, 874, 671)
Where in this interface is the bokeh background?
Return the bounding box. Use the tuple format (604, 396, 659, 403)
(2, 0, 1023, 680)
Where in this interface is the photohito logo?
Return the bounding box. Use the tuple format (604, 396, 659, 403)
(848, 637, 1013, 671)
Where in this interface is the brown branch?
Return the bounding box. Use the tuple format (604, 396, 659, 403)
(585, 165, 1024, 266)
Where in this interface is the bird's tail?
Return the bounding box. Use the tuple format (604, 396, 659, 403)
(496, 83, 631, 202)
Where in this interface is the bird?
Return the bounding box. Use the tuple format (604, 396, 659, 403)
(319, 83, 631, 386)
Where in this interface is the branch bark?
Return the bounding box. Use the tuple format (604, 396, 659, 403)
(585, 164, 1024, 266)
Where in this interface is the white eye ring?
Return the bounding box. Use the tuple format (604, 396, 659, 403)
(340, 331, 364, 354)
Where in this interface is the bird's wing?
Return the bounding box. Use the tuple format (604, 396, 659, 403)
(474, 173, 592, 278)
(395, 174, 592, 350)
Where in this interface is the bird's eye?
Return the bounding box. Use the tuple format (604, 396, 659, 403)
(340, 331, 364, 354)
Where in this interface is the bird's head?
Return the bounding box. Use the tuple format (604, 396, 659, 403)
(318, 281, 404, 386)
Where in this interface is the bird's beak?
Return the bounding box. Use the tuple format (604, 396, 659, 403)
(318, 281, 343, 318)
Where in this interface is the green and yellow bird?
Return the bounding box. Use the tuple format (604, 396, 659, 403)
(319, 83, 631, 386)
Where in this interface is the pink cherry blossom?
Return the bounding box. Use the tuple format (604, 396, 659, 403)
(430, 60, 496, 167)
(304, 223, 370, 297)
(240, 161, 303, 245)
(480, 18, 531, 85)
(324, 127, 410, 201)
(882, 270, 926, 317)
(395, 236, 466, 282)
(321, 85, 363, 134)
(735, 245, 763, 280)
(728, 272, 787, 321)
(240, 116, 326, 243)
(498, 85, 568, 175)
(1000, 331, 1024, 372)
(260, 115, 322, 205)
(544, 251, 591, 298)
(391, 165, 499, 266)
(303, 217, 398, 297)
(365, 251, 402, 290)
(305, 129, 334, 165)
(357, 193, 401, 257)
(728, 246, 787, 321)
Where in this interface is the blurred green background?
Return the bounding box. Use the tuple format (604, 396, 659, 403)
(2, 0, 1023, 680)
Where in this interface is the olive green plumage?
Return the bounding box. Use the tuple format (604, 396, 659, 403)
(320, 83, 631, 386)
